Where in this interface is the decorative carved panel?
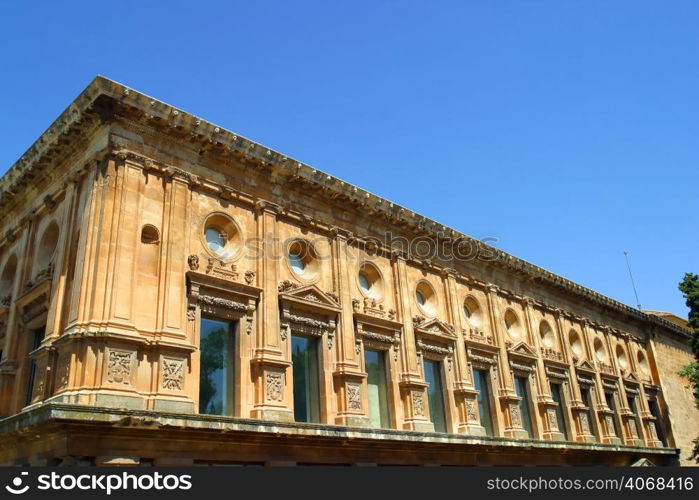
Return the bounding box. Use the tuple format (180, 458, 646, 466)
(106, 350, 133, 385)
(162, 357, 185, 391)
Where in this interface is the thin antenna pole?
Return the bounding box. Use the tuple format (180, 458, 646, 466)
(623, 251, 642, 310)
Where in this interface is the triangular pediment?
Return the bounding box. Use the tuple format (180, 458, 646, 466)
(508, 341, 537, 358)
(625, 371, 640, 382)
(278, 282, 341, 311)
(576, 359, 596, 372)
(415, 317, 456, 338)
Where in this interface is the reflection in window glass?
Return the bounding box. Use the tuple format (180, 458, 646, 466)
(605, 392, 621, 437)
(199, 317, 235, 415)
(358, 272, 371, 293)
(292, 335, 320, 423)
(550, 383, 568, 439)
(289, 251, 306, 275)
(205, 228, 226, 254)
(474, 369, 494, 436)
(25, 327, 46, 405)
(514, 376, 533, 437)
(424, 359, 447, 432)
(365, 349, 390, 428)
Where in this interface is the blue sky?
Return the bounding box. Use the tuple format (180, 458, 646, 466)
(1, 1, 697, 317)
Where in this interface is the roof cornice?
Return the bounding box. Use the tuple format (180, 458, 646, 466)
(0, 76, 691, 340)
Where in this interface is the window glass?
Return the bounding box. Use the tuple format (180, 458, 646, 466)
(550, 383, 568, 439)
(365, 349, 390, 428)
(292, 335, 320, 423)
(289, 251, 306, 275)
(424, 359, 447, 432)
(199, 317, 235, 415)
(514, 376, 533, 437)
(205, 227, 226, 254)
(358, 272, 371, 293)
(25, 327, 46, 405)
(474, 369, 494, 436)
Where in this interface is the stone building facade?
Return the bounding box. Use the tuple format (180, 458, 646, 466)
(0, 77, 696, 466)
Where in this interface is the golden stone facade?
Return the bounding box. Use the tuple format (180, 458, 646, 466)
(0, 77, 697, 466)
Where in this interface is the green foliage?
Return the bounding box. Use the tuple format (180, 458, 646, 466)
(678, 273, 699, 462)
(678, 273, 699, 358)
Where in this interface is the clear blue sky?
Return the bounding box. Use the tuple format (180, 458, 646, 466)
(1, 1, 697, 317)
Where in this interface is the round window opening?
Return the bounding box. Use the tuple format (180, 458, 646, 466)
(415, 281, 436, 315)
(287, 240, 318, 280)
(569, 330, 583, 357)
(504, 310, 521, 340)
(594, 338, 607, 362)
(202, 214, 241, 259)
(540, 321, 555, 348)
(463, 297, 482, 328)
(357, 262, 383, 299)
(616, 345, 628, 370)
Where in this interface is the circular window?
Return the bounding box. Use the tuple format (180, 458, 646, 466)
(504, 310, 521, 340)
(415, 281, 437, 315)
(616, 345, 628, 371)
(463, 296, 482, 328)
(357, 262, 383, 299)
(594, 338, 607, 362)
(637, 351, 650, 377)
(540, 321, 555, 348)
(569, 330, 583, 357)
(287, 239, 319, 280)
(37, 222, 59, 268)
(202, 213, 241, 259)
(141, 224, 160, 244)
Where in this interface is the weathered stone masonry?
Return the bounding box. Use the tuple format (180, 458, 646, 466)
(0, 76, 696, 466)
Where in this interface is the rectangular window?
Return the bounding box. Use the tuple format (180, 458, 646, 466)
(627, 395, 642, 438)
(365, 349, 390, 428)
(199, 317, 235, 415)
(25, 327, 46, 405)
(292, 335, 320, 423)
(514, 376, 533, 437)
(424, 359, 447, 432)
(550, 383, 568, 439)
(474, 369, 494, 436)
(605, 392, 621, 437)
(580, 387, 596, 437)
(647, 398, 667, 446)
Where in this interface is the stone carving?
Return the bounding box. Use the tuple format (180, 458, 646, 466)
(187, 254, 199, 271)
(547, 408, 558, 431)
(467, 329, 494, 345)
(326, 291, 339, 304)
(0, 295, 10, 308)
(416, 339, 452, 357)
(580, 412, 591, 435)
(266, 372, 283, 402)
(278, 280, 298, 293)
(347, 383, 362, 410)
(244, 270, 255, 285)
(205, 258, 238, 281)
(162, 358, 185, 391)
(466, 399, 478, 422)
(412, 391, 425, 416)
(198, 295, 248, 312)
(605, 415, 616, 436)
(33, 363, 45, 401)
(540, 347, 564, 362)
(56, 353, 71, 389)
(510, 403, 522, 427)
(106, 350, 133, 385)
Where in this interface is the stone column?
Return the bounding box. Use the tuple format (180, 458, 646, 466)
(484, 285, 524, 438)
(330, 227, 368, 427)
(250, 201, 292, 421)
(391, 252, 431, 431)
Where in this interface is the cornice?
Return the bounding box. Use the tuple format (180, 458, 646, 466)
(0, 76, 691, 341)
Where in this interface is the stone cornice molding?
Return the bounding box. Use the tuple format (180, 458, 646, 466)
(1, 76, 690, 341)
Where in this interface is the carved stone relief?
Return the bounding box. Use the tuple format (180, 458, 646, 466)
(162, 358, 185, 391)
(106, 350, 133, 385)
(347, 383, 362, 411)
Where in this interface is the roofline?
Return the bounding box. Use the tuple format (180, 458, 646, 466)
(0, 76, 692, 340)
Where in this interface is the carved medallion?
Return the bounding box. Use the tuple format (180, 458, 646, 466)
(106, 350, 133, 385)
(162, 358, 185, 391)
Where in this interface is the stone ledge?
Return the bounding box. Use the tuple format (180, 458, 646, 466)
(0, 402, 678, 457)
